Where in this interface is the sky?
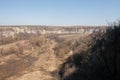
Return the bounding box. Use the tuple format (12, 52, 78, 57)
(0, 0, 120, 26)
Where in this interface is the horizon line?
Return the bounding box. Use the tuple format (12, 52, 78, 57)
(0, 24, 108, 27)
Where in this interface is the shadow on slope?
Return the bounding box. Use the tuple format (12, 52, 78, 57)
(58, 23, 120, 80)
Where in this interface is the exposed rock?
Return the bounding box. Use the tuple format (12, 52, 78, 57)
(0, 26, 107, 37)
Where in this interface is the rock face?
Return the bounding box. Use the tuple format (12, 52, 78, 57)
(0, 26, 107, 37)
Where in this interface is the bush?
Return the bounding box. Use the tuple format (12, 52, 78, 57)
(1, 45, 19, 56)
(29, 36, 46, 47)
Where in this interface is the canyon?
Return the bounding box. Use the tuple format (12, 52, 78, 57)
(0, 25, 108, 80)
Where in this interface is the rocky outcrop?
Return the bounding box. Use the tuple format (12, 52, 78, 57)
(0, 26, 107, 37)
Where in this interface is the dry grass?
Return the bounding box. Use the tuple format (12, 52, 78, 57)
(0, 45, 19, 56)
(0, 32, 95, 80)
(29, 36, 46, 47)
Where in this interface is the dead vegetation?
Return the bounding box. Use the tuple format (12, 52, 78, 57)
(0, 26, 115, 80)
(58, 23, 120, 80)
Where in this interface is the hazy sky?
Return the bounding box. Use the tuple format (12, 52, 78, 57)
(0, 0, 120, 26)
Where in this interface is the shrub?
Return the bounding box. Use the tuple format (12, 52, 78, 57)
(58, 22, 120, 80)
(1, 45, 19, 56)
(29, 36, 46, 47)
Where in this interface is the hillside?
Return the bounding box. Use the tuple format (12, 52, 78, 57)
(1, 25, 118, 80)
(58, 24, 120, 80)
(0, 26, 94, 80)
